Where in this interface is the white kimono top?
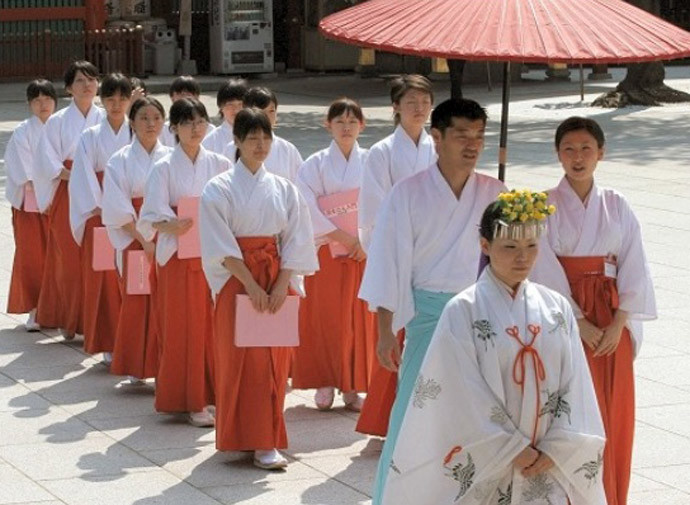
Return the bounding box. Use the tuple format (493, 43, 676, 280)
(4, 115, 44, 209)
(102, 139, 172, 252)
(224, 134, 302, 182)
(296, 140, 368, 246)
(531, 177, 657, 354)
(359, 166, 506, 332)
(358, 125, 437, 250)
(69, 118, 132, 244)
(382, 267, 606, 505)
(159, 120, 216, 148)
(200, 160, 319, 299)
(34, 102, 105, 211)
(202, 120, 234, 156)
(138, 145, 232, 266)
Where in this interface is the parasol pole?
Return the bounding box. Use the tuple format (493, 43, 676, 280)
(498, 61, 511, 182)
(579, 64, 585, 101)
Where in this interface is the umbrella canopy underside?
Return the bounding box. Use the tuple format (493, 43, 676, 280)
(319, 0, 690, 64)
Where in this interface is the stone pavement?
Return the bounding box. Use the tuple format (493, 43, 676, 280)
(1, 67, 689, 504)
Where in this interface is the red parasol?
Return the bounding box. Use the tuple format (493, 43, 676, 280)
(320, 0, 690, 179)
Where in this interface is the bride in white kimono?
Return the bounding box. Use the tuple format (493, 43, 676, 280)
(381, 191, 606, 505)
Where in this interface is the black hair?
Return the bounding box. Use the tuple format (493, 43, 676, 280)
(99, 72, 133, 99)
(130, 76, 147, 94)
(217, 78, 248, 111)
(326, 97, 364, 123)
(26, 79, 57, 104)
(169, 98, 209, 143)
(555, 116, 606, 149)
(243, 86, 278, 109)
(479, 201, 504, 242)
(431, 98, 488, 133)
(64, 60, 99, 87)
(168, 75, 201, 97)
(390, 74, 433, 125)
(233, 108, 273, 162)
(128, 96, 165, 124)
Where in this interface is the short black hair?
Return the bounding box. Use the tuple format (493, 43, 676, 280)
(431, 98, 488, 133)
(169, 97, 209, 126)
(479, 201, 503, 242)
(64, 60, 99, 87)
(26, 79, 57, 104)
(555, 116, 606, 149)
(169, 75, 201, 97)
(390, 74, 433, 125)
(99, 73, 132, 99)
(217, 78, 248, 109)
(128, 96, 165, 124)
(233, 108, 273, 162)
(327, 97, 364, 123)
(243, 86, 278, 109)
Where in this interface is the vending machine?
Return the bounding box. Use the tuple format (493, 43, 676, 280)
(209, 0, 274, 74)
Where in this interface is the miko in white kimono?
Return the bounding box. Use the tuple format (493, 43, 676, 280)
(5, 79, 57, 330)
(380, 193, 606, 505)
(355, 74, 437, 438)
(291, 98, 376, 412)
(102, 96, 171, 383)
(202, 78, 247, 155)
(530, 117, 657, 505)
(200, 108, 318, 470)
(138, 97, 231, 427)
(69, 73, 132, 359)
(159, 76, 215, 147)
(359, 98, 506, 504)
(34, 60, 104, 338)
(224, 86, 303, 181)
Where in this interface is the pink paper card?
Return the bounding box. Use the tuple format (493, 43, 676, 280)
(177, 196, 200, 259)
(234, 294, 300, 347)
(92, 227, 116, 271)
(317, 188, 359, 258)
(126, 250, 152, 295)
(23, 184, 39, 213)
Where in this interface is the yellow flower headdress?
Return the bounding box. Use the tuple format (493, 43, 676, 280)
(492, 189, 556, 240)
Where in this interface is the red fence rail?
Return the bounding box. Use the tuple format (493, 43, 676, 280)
(0, 26, 144, 81)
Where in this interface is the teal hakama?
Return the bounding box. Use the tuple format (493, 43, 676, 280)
(372, 289, 455, 505)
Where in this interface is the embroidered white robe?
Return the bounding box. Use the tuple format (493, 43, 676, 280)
(296, 140, 368, 246)
(359, 166, 505, 332)
(138, 145, 232, 266)
(4, 116, 44, 209)
(358, 125, 437, 250)
(102, 139, 172, 271)
(34, 102, 104, 211)
(224, 134, 302, 182)
(200, 160, 318, 299)
(382, 267, 606, 505)
(69, 118, 131, 244)
(531, 177, 657, 354)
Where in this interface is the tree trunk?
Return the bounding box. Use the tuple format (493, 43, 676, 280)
(592, 61, 690, 107)
(448, 59, 466, 99)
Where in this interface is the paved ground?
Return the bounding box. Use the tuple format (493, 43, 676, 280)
(0, 67, 689, 504)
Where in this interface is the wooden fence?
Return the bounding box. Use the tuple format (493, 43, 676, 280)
(0, 26, 144, 81)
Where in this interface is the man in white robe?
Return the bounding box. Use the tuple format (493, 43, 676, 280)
(359, 98, 506, 504)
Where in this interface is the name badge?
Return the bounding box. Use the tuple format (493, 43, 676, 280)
(604, 255, 617, 279)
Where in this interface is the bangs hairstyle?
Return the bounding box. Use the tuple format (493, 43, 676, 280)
(169, 75, 201, 97)
(243, 86, 278, 109)
(479, 201, 506, 242)
(555, 116, 606, 149)
(326, 97, 364, 123)
(64, 60, 99, 87)
(128, 96, 165, 124)
(233, 108, 273, 162)
(431, 98, 488, 133)
(99, 73, 133, 99)
(168, 97, 209, 127)
(390, 74, 433, 125)
(217, 78, 248, 109)
(26, 79, 57, 104)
